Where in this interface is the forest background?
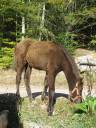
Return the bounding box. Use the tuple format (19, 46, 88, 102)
(0, 0, 96, 68)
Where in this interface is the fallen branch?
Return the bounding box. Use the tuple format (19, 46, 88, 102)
(79, 63, 96, 66)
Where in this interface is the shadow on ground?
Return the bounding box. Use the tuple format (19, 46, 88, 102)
(32, 91, 69, 99)
(26, 91, 69, 105)
(25, 91, 69, 111)
(0, 93, 23, 128)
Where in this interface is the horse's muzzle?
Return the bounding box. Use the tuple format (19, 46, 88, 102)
(70, 95, 82, 103)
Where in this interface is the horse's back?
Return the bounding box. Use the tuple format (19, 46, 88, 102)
(14, 38, 63, 71)
(26, 40, 62, 70)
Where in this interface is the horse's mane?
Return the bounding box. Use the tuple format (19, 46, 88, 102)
(60, 45, 80, 80)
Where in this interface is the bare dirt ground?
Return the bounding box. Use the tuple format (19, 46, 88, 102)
(0, 68, 96, 98)
(0, 69, 69, 97)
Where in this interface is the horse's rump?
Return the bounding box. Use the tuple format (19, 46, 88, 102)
(14, 39, 33, 71)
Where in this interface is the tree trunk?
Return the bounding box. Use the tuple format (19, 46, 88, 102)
(22, 16, 25, 40)
(21, 0, 25, 40)
(39, 3, 46, 41)
(16, 13, 17, 41)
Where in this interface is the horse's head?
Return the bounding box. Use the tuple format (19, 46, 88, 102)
(70, 77, 83, 103)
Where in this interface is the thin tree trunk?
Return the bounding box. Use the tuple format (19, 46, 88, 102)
(21, 0, 25, 40)
(26, 0, 30, 38)
(22, 16, 25, 40)
(39, 3, 45, 41)
(16, 13, 17, 41)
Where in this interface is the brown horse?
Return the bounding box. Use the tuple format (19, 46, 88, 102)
(14, 38, 83, 116)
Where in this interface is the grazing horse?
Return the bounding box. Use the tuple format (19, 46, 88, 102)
(14, 38, 83, 116)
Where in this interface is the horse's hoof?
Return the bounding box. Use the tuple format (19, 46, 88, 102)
(29, 97, 35, 103)
(48, 111, 53, 116)
(16, 93, 20, 97)
(41, 93, 46, 101)
(41, 95, 45, 101)
(47, 107, 53, 116)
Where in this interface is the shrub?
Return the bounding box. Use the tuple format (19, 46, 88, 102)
(56, 32, 78, 55)
(0, 40, 16, 69)
(89, 35, 96, 50)
(72, 96, 96, 115)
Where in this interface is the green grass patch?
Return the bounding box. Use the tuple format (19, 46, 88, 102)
(20, 98, 96, 128)
(0, 47, 14, 69)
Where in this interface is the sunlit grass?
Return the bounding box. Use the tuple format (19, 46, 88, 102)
(20, 98, 96, 128)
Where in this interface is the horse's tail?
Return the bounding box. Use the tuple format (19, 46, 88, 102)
(12, 46, 18, 71)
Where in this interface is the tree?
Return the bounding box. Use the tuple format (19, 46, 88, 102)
(39, 3, 46, 41)
(0, 0, 96, 69)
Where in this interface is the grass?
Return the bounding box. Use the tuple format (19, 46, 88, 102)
(20, 97, 96, 128)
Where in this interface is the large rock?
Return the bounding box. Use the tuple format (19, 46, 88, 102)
(75, 55, 96, 72)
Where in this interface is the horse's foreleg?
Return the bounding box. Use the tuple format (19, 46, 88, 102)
(41, 73, 48, 101)
(47, 72, 55, 116)
(24, 65, 32, 102)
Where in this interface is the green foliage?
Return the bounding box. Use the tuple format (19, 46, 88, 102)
(0, 0, 96, 68)
(90, 35, 96, 49)
(0, 40, 15, 69)
(72, 96, 96, 115)
(21, 98, 96, 128)
(39, 27, 55, 40)
(56, 32, 77, 54)
(0, 48, 13, 69)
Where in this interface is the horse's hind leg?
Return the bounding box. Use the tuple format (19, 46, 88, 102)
(16, 67, 23, 96)
(41, 73, 48, 101)
(24, 65, 32, 102)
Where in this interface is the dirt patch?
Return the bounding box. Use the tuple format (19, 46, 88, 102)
(0, 69, 68, 91)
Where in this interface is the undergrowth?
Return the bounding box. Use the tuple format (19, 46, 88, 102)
(20, 97, 96, 128)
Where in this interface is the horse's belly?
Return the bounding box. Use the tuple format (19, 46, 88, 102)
(26, 55, 48, 71)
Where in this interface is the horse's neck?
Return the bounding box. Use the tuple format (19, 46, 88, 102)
(63, 61, 79, 91)
(62, 48, 80, 91)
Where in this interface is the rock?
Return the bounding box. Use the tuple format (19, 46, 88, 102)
(75, 55, 96, 72)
